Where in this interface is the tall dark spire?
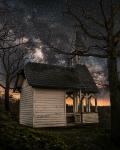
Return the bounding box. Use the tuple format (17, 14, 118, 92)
(71, 30, 86, 66)
(75, 30, 86, 52)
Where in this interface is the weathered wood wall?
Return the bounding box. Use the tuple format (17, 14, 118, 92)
(83, 113, 99, 123)
(33, 89, 66, 127)
(19, 80, 33, 126)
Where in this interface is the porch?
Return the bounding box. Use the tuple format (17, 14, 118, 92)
(66, 90, 99, 125)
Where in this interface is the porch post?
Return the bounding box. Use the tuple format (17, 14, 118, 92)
(95, 97, 98, 112)
(80, 90, 83, 123)
(73, 93, 75, 113)
(73, 92, 77, 113)
(76, 92, 79, 112)
(86, 93, 89, 112)
(79, 90, 82, 111)
(88, 94, 92, 112)
(88, 95, 91, 112)
(74, 92, 78, 113)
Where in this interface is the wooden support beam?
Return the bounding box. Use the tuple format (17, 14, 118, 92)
(74, 91, 78, 113)
(95, 97, 98, 112)
(73, 94, 75, 113)
(88, 98, 91, 112)
(73, 92, 77, 113)
(79, 90, 83, 123)
(86, 93, 89, 112)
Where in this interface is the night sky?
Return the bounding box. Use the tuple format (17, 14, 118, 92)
(2, 0, 120, 104)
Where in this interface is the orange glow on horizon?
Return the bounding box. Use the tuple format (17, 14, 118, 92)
(97, 99, 110, 106)
(66, 97, 110, 106)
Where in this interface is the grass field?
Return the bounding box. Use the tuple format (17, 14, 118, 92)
(0, 101, 119, 150)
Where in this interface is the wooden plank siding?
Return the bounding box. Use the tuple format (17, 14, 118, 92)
(33, 89, 66, 127)
(19, 80, 98, 127)
(83, 113, 99, 123)
(19, 80, 33, 126)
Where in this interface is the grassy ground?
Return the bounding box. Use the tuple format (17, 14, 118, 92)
(0, 101, 119, 150)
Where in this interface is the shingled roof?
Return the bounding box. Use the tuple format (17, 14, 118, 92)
(21, 62, 98, 93)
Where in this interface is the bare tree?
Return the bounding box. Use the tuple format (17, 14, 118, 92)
(0, 42, 30, 111)
(0, 2, 33, 111)
(63, 0, 120, 143)
(47, 0, 120, 143)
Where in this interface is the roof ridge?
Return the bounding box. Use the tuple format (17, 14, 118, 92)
(22, 62, 98, 93)
(25, 62, 86, 69)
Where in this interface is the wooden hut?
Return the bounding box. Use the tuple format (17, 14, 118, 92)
(15, 62, 99, 127)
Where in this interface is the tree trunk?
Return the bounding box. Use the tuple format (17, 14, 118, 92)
(4, 78, 10, 111)
(107, 52, 120, 143)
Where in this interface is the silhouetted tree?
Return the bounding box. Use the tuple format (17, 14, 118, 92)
(0, 2, 33, 111)
(64, 0, 120, 143)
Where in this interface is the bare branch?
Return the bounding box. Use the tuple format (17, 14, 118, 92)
(81, 8, 105, 28)
(75, 52, 107, 58)
(113, 30, 120, 46)
(87, 45, 107, 51)
(48, 44, 108, 58)
(47, 44, 72, 55)
(0, 41, 29, 50)
(0, 83, 5, 89)
(65, 1, 106, 41)
(99, 0, 109, 31)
